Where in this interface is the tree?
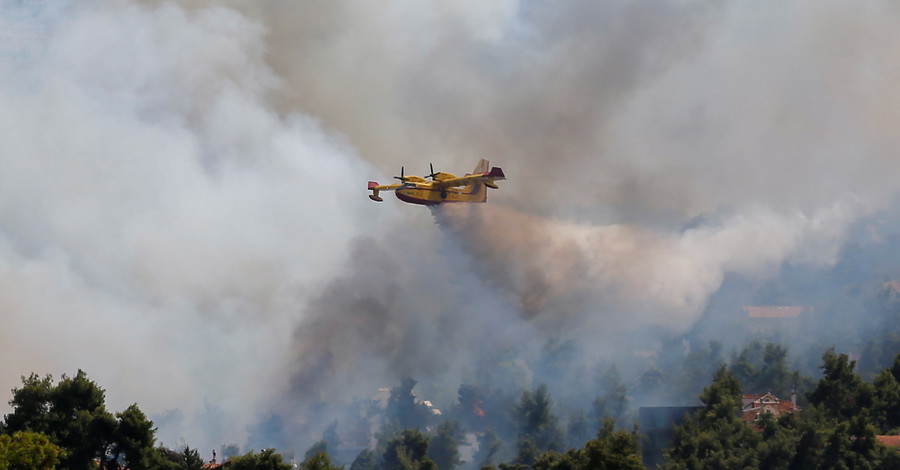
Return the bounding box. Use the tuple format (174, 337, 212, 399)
(453, 384, 487, 430)
(112, 404, 157, 470)
(301, 451, 342, 470)
(567, 411, 591, 449)
(807, 349, 873, 420)
(0, 431, 63, 469)
(177, 446, 205, 470)
(305, 441, 328, 461)
(529, 420, 644, 470)
(592, 365, 629, 428)
(580, 420, 645, 470)
(230, 448, 292, 470)
(473, 427, 502, 468)
(4, 370, 118, 469)
(729, 342, 809, 402)
(513, 384, 563, 463)
(818, 416, 893, 470)
(664, 366, 760, 470)
(871, 354, 900, 433)
(3, 374, 54, 434)
(382, 429, 436, 470)
(427, 420, 464, 470)
(754, 412, 796, 470)
(384, 378, 430, 433)
(349, 449, 377, 470)
(2, 371, 163, 470)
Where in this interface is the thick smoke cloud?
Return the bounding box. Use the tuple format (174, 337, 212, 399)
(0, 0, 386, 450)
(4, 0, 900, 456)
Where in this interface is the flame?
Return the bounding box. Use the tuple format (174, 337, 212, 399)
(473, 400, 485, 418)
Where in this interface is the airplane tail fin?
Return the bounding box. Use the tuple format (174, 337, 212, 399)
(465, 159, 489, 202)
(473, 158, 490, 174)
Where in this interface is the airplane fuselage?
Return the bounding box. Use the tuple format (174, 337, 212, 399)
(395, 181, 486, 205)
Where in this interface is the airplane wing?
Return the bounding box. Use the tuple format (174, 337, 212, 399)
(368, 181, 402, 191)
(432, 167, 506, 189)
(368, 181, 403, 202)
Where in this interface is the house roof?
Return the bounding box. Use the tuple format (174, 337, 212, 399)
(744, 306, 805, 318)
(741, 393, 798, 422)
(877, 435, 900, 448)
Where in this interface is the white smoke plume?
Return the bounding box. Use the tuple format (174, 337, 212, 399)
(2, 0, 900, 455)
(0, 0, 392, 450)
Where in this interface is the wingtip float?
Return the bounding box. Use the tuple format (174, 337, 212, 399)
(367, 159, 505, 206)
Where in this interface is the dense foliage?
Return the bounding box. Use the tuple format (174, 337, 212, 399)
(6, 324, 900, 469)
(663, 351, 900, 470)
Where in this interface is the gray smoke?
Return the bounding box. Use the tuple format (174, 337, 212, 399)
(0, 0, 387, 450)
(3, 0, 900, 455)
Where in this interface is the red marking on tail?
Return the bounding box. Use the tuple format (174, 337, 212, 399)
(368, 181, 379, 190)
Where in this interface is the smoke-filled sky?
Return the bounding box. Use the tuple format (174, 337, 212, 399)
(2, 0, 899, 452)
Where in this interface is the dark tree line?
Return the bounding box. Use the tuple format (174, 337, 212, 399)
(0, 370, 295, 470)
(664, 350, 900, 470)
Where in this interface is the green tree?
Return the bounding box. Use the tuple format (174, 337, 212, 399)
(3, 374, 54, 434)
(512, 384, 563, 463)
(2, 371, 161, 470)
(578, 420, 644, 470)
(176, 446, 204, 470)
(4, 370, 117, 469)
(0, 431, 63, 469)
(529, 420, 644, 470)
(818, 416, 892, 470)
(111, 404, 157, 469)
(807, 349, 873, 420)
(872, 358, 900, 433)
(382, 429, 436, 470)
(729, 342, 809, 401)
(427, 420, 464, 470)
(385, 378, 431, 433)
(301, 451, 342, 470)
(349, 448, 377, 470)
(663, 366, 760, 470)
(230, 448, 292, 470)
(754, 412, 796, 470)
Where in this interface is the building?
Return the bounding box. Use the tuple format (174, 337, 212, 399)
(876, 435, 900, 451)
(741, 392, 799, 423)
(742, 306, 810, 336)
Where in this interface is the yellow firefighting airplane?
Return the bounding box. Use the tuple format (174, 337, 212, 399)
(368, 159, 505, 206)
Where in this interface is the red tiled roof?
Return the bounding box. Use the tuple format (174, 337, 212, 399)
(744, 306, 805, 318)
(741, 393, 799, 422)
(877, 435, 900, 448)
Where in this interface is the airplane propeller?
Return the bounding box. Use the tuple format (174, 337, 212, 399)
(426, 163, 438, 180)
(393, 166, 406, 181)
